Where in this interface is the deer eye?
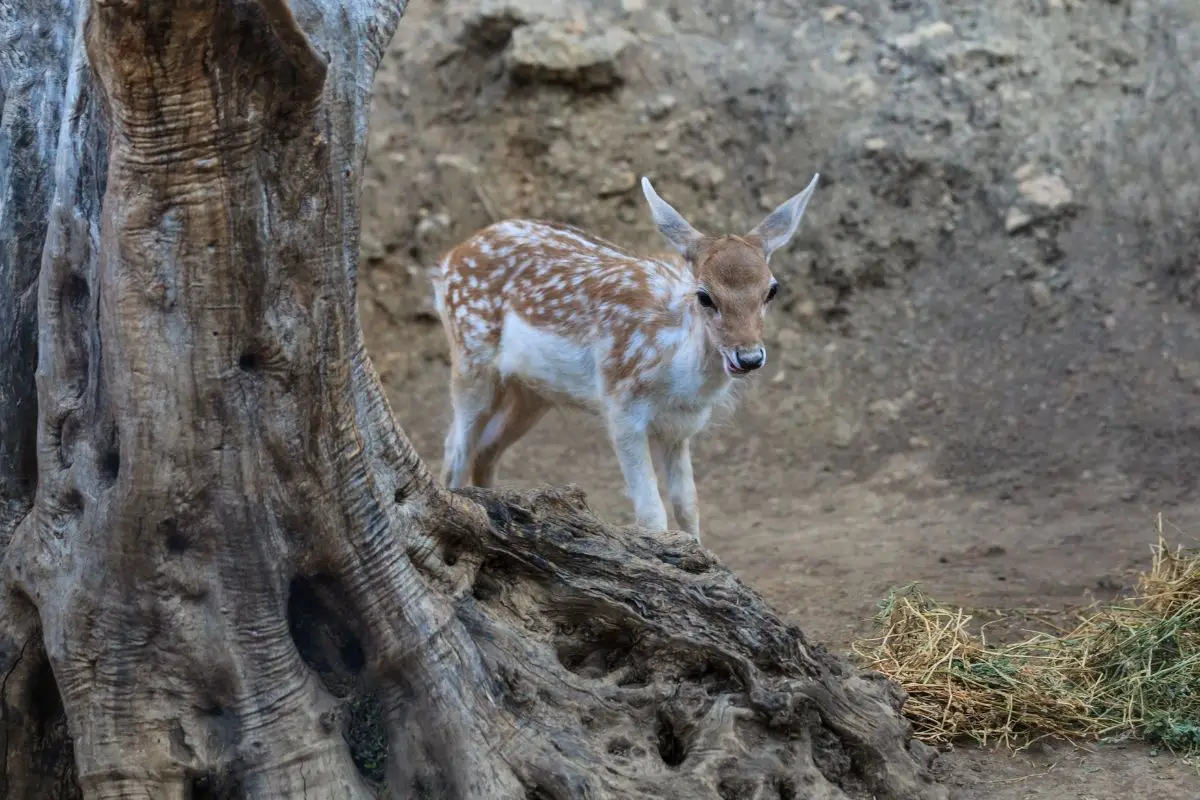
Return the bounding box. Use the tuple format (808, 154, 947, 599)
(765, 282, 779, 303)
(696, 289, 717, 311)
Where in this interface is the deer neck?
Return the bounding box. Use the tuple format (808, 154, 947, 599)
(678, 300, 733, 393)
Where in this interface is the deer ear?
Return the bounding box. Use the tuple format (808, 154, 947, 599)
(641, 177, 704, 258)
(747, 173, 820, 261)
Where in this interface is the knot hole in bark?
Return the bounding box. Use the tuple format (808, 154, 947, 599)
(471, 561, 502, 603)
(776, 777, 799, 800)
(187, 771, 243, 800)
(58, 489, 84, 516)
(237, 352, 260, 372)
(158, 518, 187, 554)
(0, 630, 82, 798)
(97, 448, 119, 484)
(92, 421, 122, 485)
(27, 647, 73, 759)
(554, 624, 636, 682)
(393, 474, 419, 504)
(655, 706, 689, 767)
(58, 272, 89, 315)
(285, 575, 386, 784)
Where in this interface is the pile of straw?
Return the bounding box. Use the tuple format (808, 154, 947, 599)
(852, 522, 1200, 754)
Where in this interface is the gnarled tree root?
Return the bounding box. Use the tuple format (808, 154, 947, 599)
(414, 485, 944, 799)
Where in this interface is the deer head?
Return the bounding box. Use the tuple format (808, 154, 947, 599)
(640, 173, 820, 377)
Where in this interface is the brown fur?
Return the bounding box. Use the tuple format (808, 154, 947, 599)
(689, 234, 777, 357)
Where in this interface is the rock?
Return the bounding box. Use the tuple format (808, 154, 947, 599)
(1004, 206, 1034, 234)
(833, 418, 856, 448)
(1173, 360, 1200, 383)
(508, 22, 634, 90)
(1027, 280, 1052, 308)
(889, 21, 955, 54)
(1016, 260, 1040, 280)
(945, 38, 1020, 67)
(846, 74, 877, 101)
(1045, 267, 1071, 293)
(1004, 170, 1074, 233)
(459, 0, 565, 47)
(834, 39, 859, 64)
(433, 153, 480, 175)
(595, 168, 637, 197)
(1012, 162, 1039, 181)
(868, 398, 903, 422)
(544, 138, 578, 176)
(1017, 173, 1073, 213)
(1100, 40, 1139, 68)
(864, 137, 888, 153)
(360, 229, 386, 261)
(821, 5, 848, 22)
(868, 390, 916, 422)
(407, 264, 441, 323)
(368, 270, 406, 319)
(681, 160, 726, 190)
(415, 211, 451, 252)
(645, 93, 677, 120)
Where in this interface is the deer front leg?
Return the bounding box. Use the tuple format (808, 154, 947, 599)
(654, 435, 700, 540)
(608, 410, 669, 532)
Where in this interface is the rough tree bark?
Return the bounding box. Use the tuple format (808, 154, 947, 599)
(0, 0, 946, 797)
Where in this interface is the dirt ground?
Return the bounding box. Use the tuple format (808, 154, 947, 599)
(360, 0, 1200, 796)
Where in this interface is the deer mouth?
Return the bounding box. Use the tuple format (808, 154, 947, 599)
(722, 353, 750, 377)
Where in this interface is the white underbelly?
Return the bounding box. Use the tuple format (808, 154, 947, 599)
(494, 312, 602, 406)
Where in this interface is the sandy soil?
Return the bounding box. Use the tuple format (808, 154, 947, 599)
(361, 309, 1200, 799)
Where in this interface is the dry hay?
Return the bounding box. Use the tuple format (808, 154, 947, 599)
(852, 516, 1200, 755)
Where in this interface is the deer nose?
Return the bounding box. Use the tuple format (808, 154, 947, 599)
(734, 347, 766, 371)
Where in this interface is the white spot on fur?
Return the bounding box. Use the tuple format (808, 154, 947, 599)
(624, 330, 646, 363)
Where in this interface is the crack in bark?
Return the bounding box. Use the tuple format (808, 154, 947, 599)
(256, 0, 329, 104)
(0, 634, 34, 787)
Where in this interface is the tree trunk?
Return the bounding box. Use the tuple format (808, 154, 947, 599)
(0, 0, 945, 797)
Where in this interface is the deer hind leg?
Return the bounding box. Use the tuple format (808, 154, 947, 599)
(441, 367, 498, 489)
(471, 383, 548, 488)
